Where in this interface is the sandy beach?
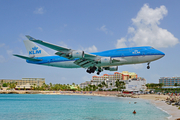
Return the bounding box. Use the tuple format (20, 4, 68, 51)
(133, 94, 180, 120)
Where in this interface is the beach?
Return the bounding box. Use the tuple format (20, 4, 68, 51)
(133, 94, 180, 120)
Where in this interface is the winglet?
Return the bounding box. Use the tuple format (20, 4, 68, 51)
(26, 35, 36, 40)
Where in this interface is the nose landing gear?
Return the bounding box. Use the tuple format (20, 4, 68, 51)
(147, 62, 150, 69)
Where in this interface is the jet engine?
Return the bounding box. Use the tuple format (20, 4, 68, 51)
(101, 57, 112, 64)
(104, 66, 118, 71)
(70, 51, 84, 58)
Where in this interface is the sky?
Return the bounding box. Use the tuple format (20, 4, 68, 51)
(0, 0, 180, 84)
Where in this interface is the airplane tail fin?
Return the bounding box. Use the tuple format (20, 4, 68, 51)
(23, 40, 50, 57)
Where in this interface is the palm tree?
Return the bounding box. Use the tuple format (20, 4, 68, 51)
(174, 83, 178, 86)
(159, 83, 164, 88)
(110, 83, 113, 88)
(115, 80, 125, 91)
(1, 80, 3, 85)
(98, 84, 103, 89)
(33, 84, 36, 90)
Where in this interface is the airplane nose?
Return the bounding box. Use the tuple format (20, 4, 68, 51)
(157, 50, 165, 58)
(160, 51, 165, 56)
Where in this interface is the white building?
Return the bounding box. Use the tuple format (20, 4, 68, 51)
(124, 78, 147, 92)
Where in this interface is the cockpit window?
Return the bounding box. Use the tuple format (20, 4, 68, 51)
(150, 47, 154, 49)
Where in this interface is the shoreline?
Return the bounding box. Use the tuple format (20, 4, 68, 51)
(133, 94, 180, 120)
(1, 90, 179, 120)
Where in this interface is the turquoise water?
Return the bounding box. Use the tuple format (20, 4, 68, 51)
(0, 94, 169, 120)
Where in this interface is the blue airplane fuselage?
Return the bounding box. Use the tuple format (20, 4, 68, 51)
(26, 46, 165, 68)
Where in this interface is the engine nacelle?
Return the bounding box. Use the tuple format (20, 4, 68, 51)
(104, 66, 118, 71)
(101, 57, 112, 64)
(71, 51, 84, 58)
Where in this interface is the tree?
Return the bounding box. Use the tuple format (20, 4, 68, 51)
(33, 84, 36, 90)
(174, 83, 178, 86)
(159, 83, 164, 88)
(98, 84, 103, 89)
(146, 83, 150, 89)
(2, 83, 8, 87)
(110, 83, 113, 88)
(9, 82, 16, 89)
(92, 85, 97, 91)
(115, 80, 125, 91)
(1, 80, 3, 85)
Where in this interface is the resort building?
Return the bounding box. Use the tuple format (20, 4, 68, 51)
(79, 71, 139, 90)
(159, 77, 180, 86)
(90, 71, 137, 87)
(0, 78, 45, 90)
(124, 77, 147, 92)
(79, 81, 91, 89)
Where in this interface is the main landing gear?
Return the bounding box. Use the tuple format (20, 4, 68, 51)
(86, 66, 102, 75)
(147, 62, 150, 69)
(86, 66, 97, 74)
(97, 69, 101, 75)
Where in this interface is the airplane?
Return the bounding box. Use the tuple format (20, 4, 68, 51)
(13, 35, 165, 75)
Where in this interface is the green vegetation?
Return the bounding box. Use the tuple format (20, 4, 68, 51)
(115, 80, 126, 91)
(146, 83, 180, 93)
(146, 83, 163, 89)
(174, 83, 180, 86)
(2, 83, 8, 87)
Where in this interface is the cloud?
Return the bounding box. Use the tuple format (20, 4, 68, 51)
(34, 7, 45, 14)
(86, 45, 98, 53)
(37, 27, 43, 31)
(80, 45, 98, 53)
(97, 25, 113, 35)
(19, 50, 28, 56)
(7, 50, 13, 56)
(82, 76, 90, 81)
(64, 24, 67, 27)
(131, 64, 144, 69)
(0, 43, 5, 48)
(116, 38, 127, 48)
(116, 4, 179, 48)
(18, 33, 27, 42)
(0, 55, 5, 63)
(58, 41, 68, 48)
(61, 77, 67, 81)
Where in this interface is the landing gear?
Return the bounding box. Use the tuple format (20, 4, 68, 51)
(86, 66, 103, 75)
(147, 62, 150, 69)
(97, 69, 101, 75)
(86, 66, 97, 74)
(96, 68, 102, 75)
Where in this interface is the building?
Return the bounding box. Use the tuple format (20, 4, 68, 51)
(159, 77, 180, 86)
(79, 81, 91, 89)
(90, 71, 137, 87)
(79, 71, 139, 90)
(124, 77, 147, 92)
(0, 78, 45, 90)
(121, 71, 137, 80)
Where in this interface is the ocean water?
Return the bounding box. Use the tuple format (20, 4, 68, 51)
(0, 94, 170, 120)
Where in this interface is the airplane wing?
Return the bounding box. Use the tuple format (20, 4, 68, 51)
(26, 35, 126, 69)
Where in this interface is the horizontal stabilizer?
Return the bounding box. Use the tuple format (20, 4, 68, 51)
(13, 54, 42, 61)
